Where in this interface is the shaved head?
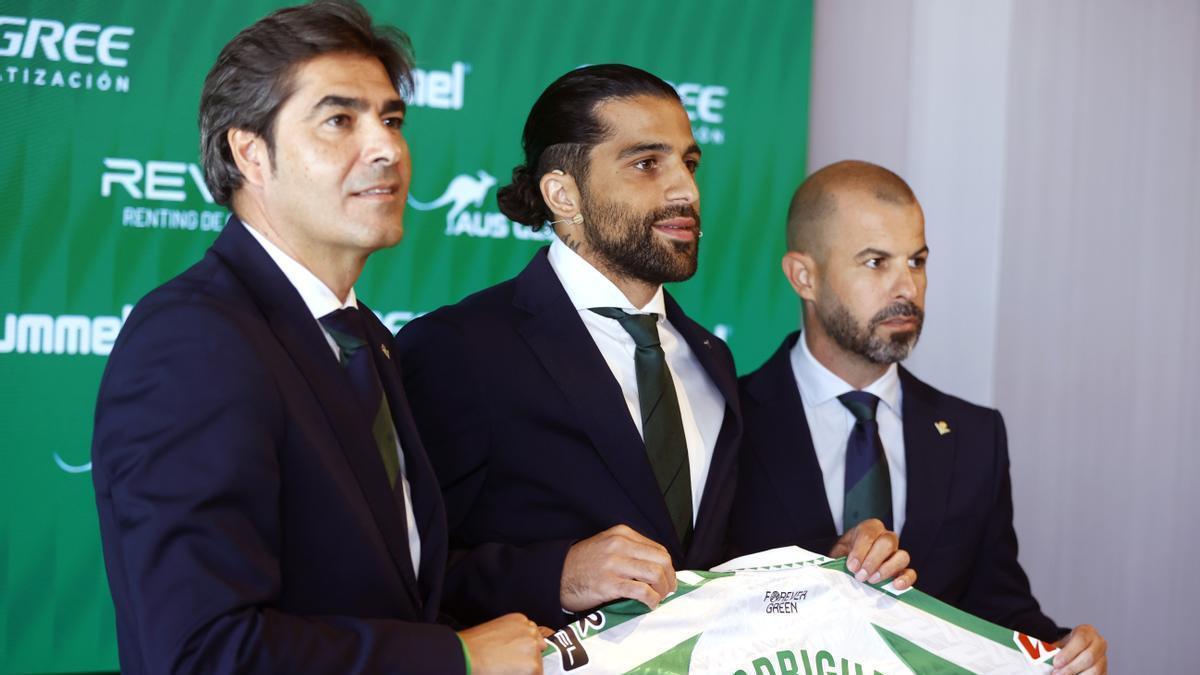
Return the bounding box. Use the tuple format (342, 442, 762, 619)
(786, 160, 917, 260)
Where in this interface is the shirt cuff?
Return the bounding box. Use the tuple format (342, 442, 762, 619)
(457, 633, 472, 675)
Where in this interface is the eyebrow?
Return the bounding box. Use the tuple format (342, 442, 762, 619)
(309, 95, 406, 116)
(854, 245, 930, 258)
(616, 141, 703, 160)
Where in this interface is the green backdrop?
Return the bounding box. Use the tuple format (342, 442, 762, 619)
(0, 1, 812, 671)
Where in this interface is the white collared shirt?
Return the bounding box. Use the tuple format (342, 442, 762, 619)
(243, 221, 422, 577)
(789, 333, 908, 535)
(547, 236, 725, 520)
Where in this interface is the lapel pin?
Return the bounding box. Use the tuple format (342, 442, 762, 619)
(380, 344, 391, 360)
(934, 420, 951, 436)
(702, 339, 711, 348)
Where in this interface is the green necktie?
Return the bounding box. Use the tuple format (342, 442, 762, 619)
(838, 391, 892, 533)
(591, 307, 693, 548)
(320, 307, 401, 487)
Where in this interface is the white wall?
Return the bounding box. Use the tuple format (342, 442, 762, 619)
(809, 1, 1200, 670)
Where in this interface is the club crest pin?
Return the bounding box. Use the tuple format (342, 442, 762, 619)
(934, 420, 951, 436)
(379, 344, 391, 360)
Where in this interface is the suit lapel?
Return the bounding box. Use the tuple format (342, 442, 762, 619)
(898, 366, 955, 566)
(663, 293, 741, 540)
(512, 250, 681, 557)
(744, 332, 839, 544)
(211, 218, 420, 605)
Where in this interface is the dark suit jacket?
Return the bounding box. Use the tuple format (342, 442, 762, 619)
(395, 248, 741, 628)
(92, 218, 463, 674)
(730, 332, 1066, 642)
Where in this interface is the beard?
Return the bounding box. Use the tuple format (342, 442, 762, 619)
(817, 294, 924, 364)
(578, 186, 700, 286)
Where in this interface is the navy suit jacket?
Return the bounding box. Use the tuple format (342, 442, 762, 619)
(92, 218, 463, 674)
(395, 249, 741, 628)
(730, 332, 1066, 642)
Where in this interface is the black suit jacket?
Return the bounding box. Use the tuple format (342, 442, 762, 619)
(730, 332, 1066, 642)
(92, 218, 463, 674)
(395, 248, 741, 627)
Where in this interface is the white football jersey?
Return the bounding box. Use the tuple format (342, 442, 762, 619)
(542, 547, 1059, 675)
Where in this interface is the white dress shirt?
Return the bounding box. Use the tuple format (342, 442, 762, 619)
(547, 237, 725, 520)
(790, 333, 908, 536)
(243, 222, 422, 576)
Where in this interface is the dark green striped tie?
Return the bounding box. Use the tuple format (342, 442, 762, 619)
(838, 391, 892, 533)
(591, 307, 693, 548)
(320, 308, 400, 487)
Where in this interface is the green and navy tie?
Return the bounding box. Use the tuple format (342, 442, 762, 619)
(319, 307, 401, 487)
(591, 307, 693, 548)
(838, 391, 893, 533)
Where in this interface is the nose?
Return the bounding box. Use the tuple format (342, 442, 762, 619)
(665, 161, 699, 206)
(363, 118, 405, 167)
(893, 265, 918, 300)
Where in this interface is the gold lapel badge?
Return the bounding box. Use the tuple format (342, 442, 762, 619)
(934, 420, 951, 436)
(379, 344, 391, 360)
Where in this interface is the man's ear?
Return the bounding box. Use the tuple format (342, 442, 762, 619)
(227, 128, 269, 188)
(539, 170, 582, 224)
(782, 251, 818, 302)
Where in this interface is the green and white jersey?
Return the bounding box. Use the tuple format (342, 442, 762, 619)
(542, 547, 1059, 674)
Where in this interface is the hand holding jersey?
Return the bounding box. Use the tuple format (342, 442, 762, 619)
(1052, 624, 1107, 675)
(560, 525, 677, 612)
(830, 518, 916, 589)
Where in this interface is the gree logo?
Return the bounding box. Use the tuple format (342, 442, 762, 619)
(670, 81, 727, 125)
(0, 16, 134, 67)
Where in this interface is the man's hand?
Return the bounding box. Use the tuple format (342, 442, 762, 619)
(828, 518, 916, 590)
(457, 613, 546, 675)
(1051, 624, 1107, 675)
(560, 524, 676, 612)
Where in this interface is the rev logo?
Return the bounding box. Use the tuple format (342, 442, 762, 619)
(407, 170, 553, 241)
(101, 157, 226, 232)
(0, 16, 134, 92)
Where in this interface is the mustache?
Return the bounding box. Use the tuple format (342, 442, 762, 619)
(870, 301, 924, 328)
(645, 204, 701, 230)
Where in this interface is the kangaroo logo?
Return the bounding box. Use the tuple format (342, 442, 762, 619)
(407, 170, 497, 229)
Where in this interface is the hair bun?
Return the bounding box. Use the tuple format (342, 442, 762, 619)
(497, 165, 550, 228)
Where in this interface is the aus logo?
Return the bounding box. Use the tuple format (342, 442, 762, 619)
(53, 452, 91, 473)
(407, 170, 496, 231)
(406, 170, 553, 241)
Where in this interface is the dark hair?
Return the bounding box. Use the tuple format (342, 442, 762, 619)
(199, 0, 414, 206)
(496, 64, 680, 228)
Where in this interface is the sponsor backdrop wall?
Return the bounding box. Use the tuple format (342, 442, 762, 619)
(0, 1, 812, 671)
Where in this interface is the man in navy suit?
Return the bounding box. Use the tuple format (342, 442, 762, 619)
(91, 3, 543, 673)
(396, 66, 912, 630)
(731, 160, 1107, 674)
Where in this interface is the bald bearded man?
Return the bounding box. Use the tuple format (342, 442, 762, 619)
(730, 161, 1107, 675)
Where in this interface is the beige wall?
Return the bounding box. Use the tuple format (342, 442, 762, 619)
(808, 1, 1200, 670)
